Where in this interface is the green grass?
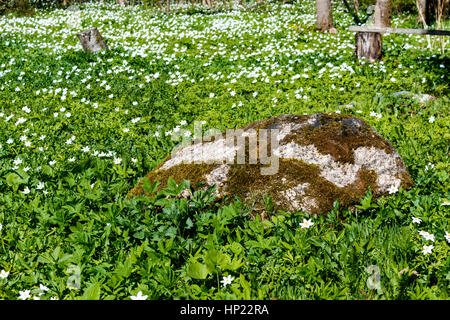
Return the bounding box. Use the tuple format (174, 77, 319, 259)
(0, 0, 448, 300)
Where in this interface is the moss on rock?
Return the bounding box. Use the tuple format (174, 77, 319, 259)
(281, 113, 394, 164)
(129, 113, 414, 216)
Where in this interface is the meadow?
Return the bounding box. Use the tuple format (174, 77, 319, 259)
(0, 0, 448, 300)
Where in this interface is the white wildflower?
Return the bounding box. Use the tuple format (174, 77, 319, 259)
(300, 218, 314, 229)
(19, 290, 31, 300)
(130, 291, 148, 300)
(422, 245, 434, 255)
(220, 275, 234, 287)
(0, 270, 9, 279)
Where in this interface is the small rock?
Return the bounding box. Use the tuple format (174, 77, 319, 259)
(66, 5, 80, 11)
(328, 28, 338, 34)
(412, 93, 434, 104)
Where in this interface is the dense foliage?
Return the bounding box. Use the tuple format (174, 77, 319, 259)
(0, 1, 448, 300)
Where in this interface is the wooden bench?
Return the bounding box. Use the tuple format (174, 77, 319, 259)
(348, 26, 450, 62)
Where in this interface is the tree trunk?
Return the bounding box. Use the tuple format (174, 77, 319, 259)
(353, 0, 360, 13)
(355, 0, 391, 62)
(342, 0, 360, 24)
(202, 0, 212, 9)
(117, 0, 128, 5)
(77, 28, 109, 53)
(416, 0, 432, 50)
(417, 0, 435, 26)
(316, 0, 334, 31)
(373, 0, 391, 27)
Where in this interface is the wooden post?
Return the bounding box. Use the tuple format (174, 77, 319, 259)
(77, 28, 109, 53)
(355, 32, 382, 62)
(355, 0, 391, 62)
(349, 26, 450, 36)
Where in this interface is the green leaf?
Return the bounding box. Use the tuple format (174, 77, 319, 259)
(205, 250, 229, 272)
(280, 241, 293, 250)
(133, 231, 145, 239)
(115, 259, 133, 279)
(142, 177, 158, 194)
(185, 217, 193, 229)
(228, 257, 244, 271)
(181, 179, 190, 190)
(5, 173, 24, 186)
(239, 274, 251, 300)
(82, 282, 101, 300)
(187, 262, 209, 280)
(41, 165, 54, 177)
(167, 177, 177, 191)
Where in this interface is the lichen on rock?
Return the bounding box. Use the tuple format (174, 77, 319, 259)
(129, 113, 414, 215)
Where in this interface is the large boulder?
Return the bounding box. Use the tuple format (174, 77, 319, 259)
(130, 113, 413, 215)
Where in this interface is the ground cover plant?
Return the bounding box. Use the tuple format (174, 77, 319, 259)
(0, 0, 448, 300)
